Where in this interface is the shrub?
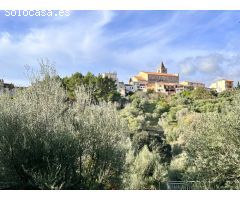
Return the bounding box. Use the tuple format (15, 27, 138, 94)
(0, 61, 129, 189)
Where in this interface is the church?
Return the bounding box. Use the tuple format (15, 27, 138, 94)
(129, 63, 179, 85)
(129, 62, 179, 85)
(128, 62, 180, 94)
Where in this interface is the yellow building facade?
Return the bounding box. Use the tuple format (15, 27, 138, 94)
(130, 62, 179, 85)
(210, 79, 234, 92)
(129, 62, 180, 94)
(180, 81, 205, 89)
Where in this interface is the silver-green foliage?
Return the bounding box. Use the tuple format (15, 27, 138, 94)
(124, 145, 168, 190)
(0, 62, 129, 189)
(180, 92, 240, 189)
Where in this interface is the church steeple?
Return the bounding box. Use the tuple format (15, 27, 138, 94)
(157, 62, 167, 73)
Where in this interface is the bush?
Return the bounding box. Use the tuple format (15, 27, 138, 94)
(179, 94, 240, 189)
(124, 146, 168, 189)
(0, 62, 129, 189)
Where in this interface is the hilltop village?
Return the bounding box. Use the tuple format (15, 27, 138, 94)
(0, 62, 234, 97)
(102, 62, 234, 97)
(1, 63, 240, 190)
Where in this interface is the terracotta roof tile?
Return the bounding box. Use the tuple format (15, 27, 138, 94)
(141, 72, 179, 77)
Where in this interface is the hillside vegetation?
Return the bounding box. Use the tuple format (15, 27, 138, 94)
(0, 61, 240, 189)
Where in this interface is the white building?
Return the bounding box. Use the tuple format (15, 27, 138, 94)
(210, 79, 234, 93)
(125, 84, 138, 94)
(100, 72, 128, 96)
(100, 72, 118, 82)
(118, 82, 126, 96)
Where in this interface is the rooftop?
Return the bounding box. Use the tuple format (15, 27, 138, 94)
(148, 82, 180, 86)
(181, 81, 205, 84)
(141, 71, 179, 77)
(132, 76, 147, 81)
(217, 79, 234, 82)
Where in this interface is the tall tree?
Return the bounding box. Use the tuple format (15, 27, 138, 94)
(62, 72, 121, 103)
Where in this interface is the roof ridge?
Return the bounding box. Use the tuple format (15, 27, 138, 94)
(140, 71, 179, 77)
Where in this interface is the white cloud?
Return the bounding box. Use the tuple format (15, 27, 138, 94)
(179, 54, 224, 75)
(0, 11, 185, 85)
(178, 53, 240, 86)
(0, 11, 115, 85)
(0, 11, 240, 86)
(0, 32, 11, 45)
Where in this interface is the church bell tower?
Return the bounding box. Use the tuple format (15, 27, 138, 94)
(157, 62, 167, 73)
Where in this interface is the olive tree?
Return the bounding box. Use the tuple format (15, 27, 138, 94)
(180, 93, 240, 189)
(73, 90, 130, 189)
(0, 61, 129, 189)
(124, 145, 168, 190)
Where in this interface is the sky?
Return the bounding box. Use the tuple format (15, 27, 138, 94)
(0, 10, 240, 86)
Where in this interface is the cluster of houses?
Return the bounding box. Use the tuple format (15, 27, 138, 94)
(101, 62, 234, 97)
(0, 63, 234, 97)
